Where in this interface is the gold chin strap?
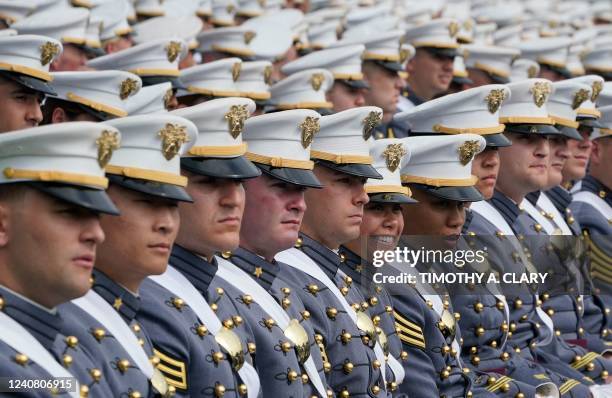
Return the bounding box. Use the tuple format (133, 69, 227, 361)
(365, 185, 412, 196)
(550, 115, 579, 129)
(499, 116, 553, 125)
(432, 124, 505, 135)
(3, 167, 108, 189)
(400, 174, 478, 187)
(105, 165, 187, 187)
(245, 152, 314, 170)
(189, 143, 248, 157)
(309, 150, 373, 165)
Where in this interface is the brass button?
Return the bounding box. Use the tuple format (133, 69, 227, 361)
(150, 356, 160, 367)
(172, 298, 184, 310)
(241, 295, 253, 305)
(307, 284, 319, 294)
(474, 302, 484, 312)
(323, 361, 332, 373)
(216, 287, 224, 295)
(232, 315, 243, 326)
(287, 370, 299, 382)
(301, 310, 311, 320)
(129, 392, 141, 398)
(369, 297, 378, 306)
(117, 359, 130, 373)
(371, 385, 380, 395)
(215, 384, 226, 397)
(372, 360, 381, 369)
(496, 301, 505, 310)
(440, 370, 450, 379)
(400, 351, 408, 360)
(385, 305, 392, 313)
(248, 342, 256, 354)
(238, 384, 247, 396)
(14, 353, 28, 366)
(326, 307, 338, 320)
(65, 336, 78, 348)
(341, 332, 352, 344)
(514, 299, 522, 309)
(222, 319, 234, 329)
(90, 368, 102, 382)
(500, 352, 510, 361)
(471, 356, 480, 365)
(213, 352, 225, 364)
(132, 324, 141, 333)
(63, 354, 73, 367)
(281, 298, 291, 309)
(340, 287, 349, 296)
(80, 385, 89, 398)
(281, 287, 291, 295)
(263, 318, 275, 329)
(343, 362, 354, 374)
(301, 373, 309, 384)
(92, 328, 106, 341)
(475, 326, 485, 336)
(281, 341, 292, 353)
(197, 325, 208, 337)
(586, 362, 595, 372)
(487, 377, 497, 386)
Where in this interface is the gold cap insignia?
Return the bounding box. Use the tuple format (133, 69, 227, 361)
(119, 78, 139, 100)
(244, 31, 256, 45)
(96, 130, 120, 168)
(226, 4, 235, 13)
(362, 111, 382, 140)
(40, 42, 60, 66)
(257, 0, 266, 7)
(530, 81, 552, 108)
(382, 143, 407, 172)
(485, 89, 507, 114)
(310, 73, 324, 91)
(232, 62, 241, 82)
(463, 19, 473, 31)
(458, 140, 480, 166)
(263, 65, 273, 85)
(225, 104, 250, 139)
(399, 47, 410, 63)
(158, 123, 190, 160)
(163, 88, 173, 110)
(527, 65, 538, 78)
(448, 21, 459, 38)
(165, 41, 182, 63)
(299, 116, 320, 149)
(572, 88, 590, 110)
(591, 81, 603, 102)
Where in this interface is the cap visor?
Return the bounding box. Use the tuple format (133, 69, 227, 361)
(141, 75, 186, 90)
(340, 79, 369, 89)
(29, 182, 120, 215)
(1, 72, 56, 95)
(490, 74, 510, 84)
(181, 156, 261, 179)
(504, 123, 560, 136)
(107, 175, 193, 202)
(578, 118, 604, 129)
(256, 163, 323, 188)
(423, 47, 457, 58)
(555, 125, 582, 140)
(316, 159, 383, 179)
(77, 103, 113, 121)
(373, 60, 404, 72)
(484, 132, 512, 147)
(412, 184, 483, 202)
(452, 76, 473, 85)
(369, 192, 417, 204)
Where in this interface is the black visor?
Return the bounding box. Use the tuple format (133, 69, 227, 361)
(411, 183, 484, 202)
(1, 71, 55, 95)
(181, 156, 261, 179)
(256, 163, 323, 188)
(315, 159, 383, 179)
(29, 182, 120, 215)
(107, 174, 192, 202)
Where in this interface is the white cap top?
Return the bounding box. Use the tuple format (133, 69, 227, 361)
(471, 22, 497, 46)
(125, 82, 173, 115)
(403, 18, 460, 49)
(0, 0, 36, 24)
(583, 45, 612, 74)
(548, 80, 592, 128)
(282, 44, 365, 81)
(236, 61, 272, 101)
(135, 0, 199, 17)
(595, 82, 612, 108)
(564, 75, 604, 119)
(463, 44, 520, 79)
(268, 68, 334, 110)
(517, 37, 572, 69)
(592, 105, 612, 139)
(510, 58, 540, 82)
(399, 134, 486, 186)
(243, 109, 321, 169)
(132, 16, 203, 50)
(210, 0, 237, 26)
(87, 38, 186, 77)
(241, 15, 293, 61)
(171, 97, 256, 158)
(49, 70, 141, 118)
(493, 24, 523, 47)
(91, 0, 132, 42)
(394, 85, 510, 135)
(104, 114, 197, 187)
(365, 138, 411, 195)
(0, 34, 62, 82)
(196, 26, 256, 58)
(178, 58, 242, 98)
(331, 29, 402, 62)
(12, 6, 89, 46)
(313, 106, 383, 164)
(499, 78, 554, 124)
(197, 0, 212, 17)
(0, 121, 121, 189)
(453, 53, 468, 78)
(307, 20, 339, 49)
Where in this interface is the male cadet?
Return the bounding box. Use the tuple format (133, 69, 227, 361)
(276, 107, 396, 397)
(461, 45, 520, 88)
(12, 7, 92, 71)
(57, 114, 197, 398)
(281, 44, 369, 112)
(466, 78, 611, 395)
(0, 34, 62, 132)
(90, 0, 134, 54)
(235, 61, 272, 115)
(0, 122, 122, 397)
(213, 109, 340, 398)
(266, 68, 335, 115)
(135, 98, 262, 398)
(329, 31, 408, 138)
(398, 19, 459, 112)
(339, 138, 415, 396)
(42, 70, 141, 123)
(517, 37, 573, 82)
(175, 57, 244, 107)
(87, 38, 188, 110)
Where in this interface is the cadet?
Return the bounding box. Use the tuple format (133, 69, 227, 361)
(0, 34, 62, 132)
(235, 61, 273, 115)
(176, 58, 244, 107)
(58, 114, 198, 398)
(462, 45, 519, 87)
(266, 68, 335, 115)
(137, 98, 262, 397)
(42, 70, 141, 123)
(276, 107, 393, 397)
(517, 37, 573, 82)
(398, 19, 459, 111)
(0, 122, 121, 397)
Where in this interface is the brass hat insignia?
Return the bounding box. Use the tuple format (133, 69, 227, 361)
(458, 140, 480, 166)
(226, 4, 235, 13)
(310, 73, 324, 91)
(158, 123, 190, 160)
(399, 47, 411, 63)
(244, 31, 256, 44)
(591, 81, 603, 102)
(263, 65, 273, 85)
(299, 116, 320, 149)
(463, 19, 473, 31)
(225, 104, 250, 139)
(96, 130, 120, 168)
(485, 89, 507, 114)
(382, 143, 407, 172)
(448, 21, 459, 38)
(572, 88, 590, 110)
(40, 42, 60, 66)
(165, 41, 182, 63)
(362, 111, 382, 140)
(527, 65, 538, 78)
(530, 81, 552, 108)
(232, 62, 241, 82)
(163, 88, 173, 110)
(119, 78, 139, 100)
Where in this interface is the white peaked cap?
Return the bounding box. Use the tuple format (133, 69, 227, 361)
(499, 78, 555, 124)
(125, 82, 173, 115)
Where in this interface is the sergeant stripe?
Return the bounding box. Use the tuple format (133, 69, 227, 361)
(395, 324, 426, 349)
(394, 318, 425, 339)
(571, 352, 599, 369)
(393, 311, 424, 333)
(559, 379, 580, 394)
(486, 376, 511, 392)
(154, 348, 187, 390)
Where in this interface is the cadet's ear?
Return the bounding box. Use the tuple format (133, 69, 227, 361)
(590, 140, 602, 166)
(51, 107, 68, 124)
(0, 203, 10, 247)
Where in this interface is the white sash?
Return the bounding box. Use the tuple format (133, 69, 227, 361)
(149, 266, 261, 398)
(536, 193, 572, 235)
(72, 291, 154, 378)
(522, 199, 558, 235)
(0, 311, 80, 398)
(276, 248, 389, 384)
(215, 257, 327, 397)
(470, 201, 555, 346)
(573, 191, 612, 221)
